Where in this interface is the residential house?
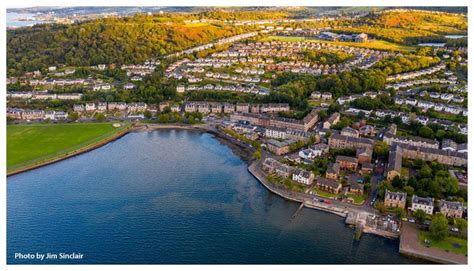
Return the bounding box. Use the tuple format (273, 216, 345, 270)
(171, 104, 181, 112)
(383, 132, 439, 149)
(73, 104, 85, 112)
(326, 163, 340, 180)
(159, 101, 171, 112)
(7, 108, 23, 119)
(316, 176, 341, 194)
(336, 156, 358, 171)
(328, 134, 374, 150)
(275, 163, 293, 178)
(223, 103, 235, 114)
(359, 125, 376, 137)
(97, 103, 107, 112)
(22, 110, 45, 120)
(108, 102, 127, 111)
(360, 163, 374, 174)
(210, 103, 223, 113)
(250, 104, 260, 113)
(85, 103, 96, 112)
(341, 127, 360, 138)
(356, 147, 373, 164)
(311, 143, 329, 157)
(262, 157, 280, 173)
(386, 145, 403, 181)
(441, 139, 458, 152)
(439, 200, 464, 218)
(265, 127, 287, 139)
(292, 168, 315, 185)
(346, 174, 364, 194)
(384, 190, 407, 209)
(410, 195, 434, 215)
(197, 102, 210, 114)
(236, 103, 250, 113)
(323, 112, 340, 129)
(128, 102, 147, 112)
(267, 139, 295, 155)
(176, 84, 185, 93)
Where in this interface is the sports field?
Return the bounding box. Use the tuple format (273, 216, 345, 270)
(261, 36, 416, 52)
(7, 122, 130, 170)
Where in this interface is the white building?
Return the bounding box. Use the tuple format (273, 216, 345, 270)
(410, 195, 434, 215)
(291, 168, 315, 185)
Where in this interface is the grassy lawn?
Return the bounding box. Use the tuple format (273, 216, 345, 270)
(401, 167, 410, 179)
(419, 231, 467, 255)
(7, 122, 130, 170)
(313, 187, 338, 199)
(261, 36, 416, 52)
(184, 22, 210, 27)
(347, 193, 367, 205)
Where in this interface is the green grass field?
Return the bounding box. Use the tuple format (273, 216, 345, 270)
(7, 122, 129, 170)
(261, 36, 416, 52)
(419, 231, 467, 255)
(347, 193, 367, 205)
(313, 187, 338, 199)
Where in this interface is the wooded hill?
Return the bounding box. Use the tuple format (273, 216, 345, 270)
(7, 13, 252, 75)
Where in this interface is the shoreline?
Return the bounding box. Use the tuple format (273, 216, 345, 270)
(7, 122, 255, 177)
(247, 161, 348, 218)
(399, 223, 467, 264)
(7, 123, 452, 263)
(7, 124, 133, 177)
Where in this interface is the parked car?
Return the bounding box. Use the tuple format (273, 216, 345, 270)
(408, 219, 415, 223)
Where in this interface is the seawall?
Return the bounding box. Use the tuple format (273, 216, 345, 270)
(7, 124, 133, 177)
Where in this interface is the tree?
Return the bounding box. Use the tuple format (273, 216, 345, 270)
(394, 207, 405, 219)
(68, 112, 79, 121)
(374, 141, 390, 156)
(95, 113, 106, 122)
(429, 213, 449, 241)
(454, 218, 467, 232)
(392, 176, 406, 189)
(403, 185, 415, 196)
(393, 116, 402, 125)
(144, 110, 152, 119)
(383, 114, 392, 123)
(413, 209, 426, 224)
(375, 202, 387, 214)
(418, 126, 434, 139)
(443, 176, 459, 196)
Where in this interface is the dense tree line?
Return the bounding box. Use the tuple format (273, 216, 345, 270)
(272, 69, 386, 101)
(7, 13, 250, 75)
(300, 49, 353, 65)
(335, 11, 467, 45)
(378, 161, 465, 202)
(350, 94, 393, 110)
(374, 55, 440, 75)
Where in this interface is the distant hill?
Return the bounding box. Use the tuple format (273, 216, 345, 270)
(7, 13, 251, 75)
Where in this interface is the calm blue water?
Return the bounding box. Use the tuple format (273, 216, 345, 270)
(7, 12, 42, 28)
(7, 130, 425, 264)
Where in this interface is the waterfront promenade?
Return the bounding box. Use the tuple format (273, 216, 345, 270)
(399, 223, 467, 264)
(247, 152, 403, 240)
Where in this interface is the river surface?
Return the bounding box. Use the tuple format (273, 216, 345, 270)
(7, 130, 425, 264)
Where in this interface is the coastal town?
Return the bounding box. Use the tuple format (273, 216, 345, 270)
(6, 7, 468, 265)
